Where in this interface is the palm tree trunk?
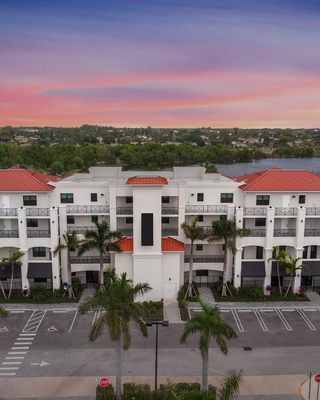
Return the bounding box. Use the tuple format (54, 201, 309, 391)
(277, 262, 282, 297)
(0, 280, 7, 299)
(8, 265, 13, 299)
(115, 335, 122, 400)
(285, 272, 293, 297)
(222, 249, 228, 297)
(188, 243, 194, 297)
(100, 253, 104, 287)
(202, 350, 208, 393)
(67, 260, 73, 298)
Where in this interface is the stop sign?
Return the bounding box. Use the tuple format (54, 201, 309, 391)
(99, 378, 109, 387)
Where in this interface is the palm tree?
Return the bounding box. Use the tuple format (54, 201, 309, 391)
(78, 267, 151, 400)
(0, 305, 9, 319)
(180, 297, 238, 393)
(0, 249, 24, 299)
(268, 246, 287, 297)
(202, 160, 218, 173)
(207, 219, 251, 297)
(77, 220, 122, 287)
(283, 255, 308, 297)
(181, 216, 206, 297)
(216, 369, 243, 400)
(53, 231, 80, 297)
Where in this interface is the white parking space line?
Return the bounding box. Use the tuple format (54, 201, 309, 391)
(219, 310, 230, 313)
(237, 310, 253, 313)
(53, 311, 68, 313)
(275, 309, 292, 331)
(296, 309, 316, 330)
(21, 310, 47, 333)
(254, 309, 268, 331)
(92, 311, 101, 327)
(0, 373, 16, 376)
(231, 309, 244, 332)
(303, 308, 318, 312)
(9, 311, 25, 313)
(281, 308, 295, 311)
(67, 310, 78, 333)
(259, 309, 274, 312)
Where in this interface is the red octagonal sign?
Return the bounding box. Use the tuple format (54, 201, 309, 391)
(99, 378, 109, 387)
(315, 375, 320, 383)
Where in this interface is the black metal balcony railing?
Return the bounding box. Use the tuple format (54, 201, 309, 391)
(70, 256, 111, 264)
(26, 208, 50, 216)
(118, 228, 133, 236)
(243, 207, 267, 216)
(66, 205, 110, 214)
(304, 229, 320, 237)
(0, 208, 18, 216)
(306, 208, 320, 216)
(116, 207, 133, 215)
(184, 255, 224, 263)
(0, 230, 19, 238)
(27, 230, 51, 238)
(162, 228, 178, 236)
(275, 208, 297, 216)
(67, 226, 97, 234)
(162, 207, 178, 215)
(273, 229, 296, 237)
(247, 229, 266, 237)
(185, 205, 228, 214)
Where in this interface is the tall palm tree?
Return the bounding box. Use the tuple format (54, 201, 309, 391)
(207, 219, 251, 297)
(0, 249, 24, 299)
(78, 267, 151, 400)
(181, 216, 206, 297)
(0, 305, 9, 319)
(78, 220, 122, 286)
(268, 246, 287, 297)
(180, 297, 238, 393)
(283, 255, 308, 297)
(53, 231, 80, 297)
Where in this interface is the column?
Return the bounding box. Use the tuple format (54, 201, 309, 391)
(292, 248, 304, 294)
(233, 249, 242, 288)
(264, 248, 273, 295)
(58, 206, 68, 284)
(50, 207, 60, 289)
(17, 207, 28, 290)
(109, 185, 117, 231)
(178, 184, 186, 242)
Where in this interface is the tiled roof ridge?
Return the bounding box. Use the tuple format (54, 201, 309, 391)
(240, 169, 273, 190)
(23, 170, 56, 190)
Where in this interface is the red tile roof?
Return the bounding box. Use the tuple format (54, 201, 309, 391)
(126, 176, 168, 185)
(235, 168, 320, 191)
(111, 237, 185, 252)
(0, 168, 59, 191)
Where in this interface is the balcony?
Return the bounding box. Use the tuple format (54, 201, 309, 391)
(306, 208, 320, 216)
(27, 230, 51, 238)
(184, 255, 224, 263)
(0, 230, 19, 238)
(162, 228, 178, 236)
(247, 229, 266, 237)
(116, 207, 133, 215)
(26, 208, 50, 216)
(0, 208, 18, 216)
(304, 229, 320, 237)
(67, 226, 97, 234)
(273, 229, 296, 237)
(162, 207, 178, 215)
(185, 205, 228, 214)
(243, 207, 267, 216)
(118, 228, 133, 236)
(275, 208, 297, 216)
(66, 205, 110, 214)
(70, 255, 111, 264)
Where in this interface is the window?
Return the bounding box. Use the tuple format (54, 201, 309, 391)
(311, 245, 317, 259)
(221, 193, 233, 203)
(256, 246, 263, 259)
(60, 193, 74, 203)
(197, 215, 203, 222)
(23, 195, 37, 206)
(34, 278, 47, 283)
(162, 217, 170, 224)
(255, 218, 266, 227)
(126, 196, 133, 204)
(126, 217, 133, 224)
(91, 193, 97, 202)
(70, 247, 75, 252)
(220, 215, 227, 220)
(196, 270, 208, 276)
(67, 216, 75, 224)
(197, 193, 204, 202)
(162, 196, 170, 204)
(27, 219, 38, 227)
(33, 247, 46, 257)
(280, 246, 286, 252)
(91, 215, 98, 223)
(299, 195, 306, 204)
(303, 246, 308, 259)
(196, 244, 203, 251)
(256, 195, 269, 205)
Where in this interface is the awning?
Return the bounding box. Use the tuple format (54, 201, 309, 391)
(271, 261, 295, 277)
(27, 262, 52, 279)
(241, 261, 266, 277)
(301, 260, 320, 276)
(0, 264, 21, 279)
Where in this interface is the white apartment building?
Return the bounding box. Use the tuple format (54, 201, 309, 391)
(1, 166, 320, 300)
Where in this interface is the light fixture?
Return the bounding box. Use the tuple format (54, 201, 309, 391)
(191, 194, 194, 196)
(20, 221, 23, 223)
(301, 220, 303, 223)
(101, 193, 104, 196)
(270, 220, 272, 223)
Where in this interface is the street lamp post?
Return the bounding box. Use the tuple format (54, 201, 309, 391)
(146, 320, 169, 389)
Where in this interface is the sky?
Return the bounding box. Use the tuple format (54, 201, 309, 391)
(1, 0, 320, 128)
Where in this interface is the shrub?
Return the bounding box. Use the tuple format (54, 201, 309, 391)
(28, 285, 51, 301)
(238, 285, 265, 301)
(178, 282, 199, 301)
(72, 277, 82, 293)
(123, 383, 151, 400)
(96, 383, 115, 400)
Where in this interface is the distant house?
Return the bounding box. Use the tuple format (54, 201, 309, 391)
(15, 136, 28, 143)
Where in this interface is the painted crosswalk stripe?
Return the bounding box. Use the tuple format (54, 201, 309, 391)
(0, 367, 19, 370)
(17, 338, 34, 340)
(0, 373, 16, 376)
(11, 347, 29, 350)
(2, 362, 21, 365)
(19, 333, 36, 336)
(5, 357, 24, 360)
(8, 352, 27, 355)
